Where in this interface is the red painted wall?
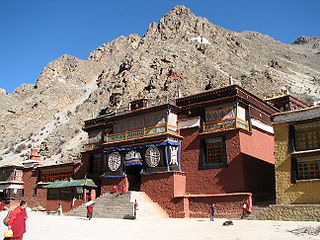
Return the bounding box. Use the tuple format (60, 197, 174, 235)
(239, 128, 275, 164)
(180, 127, 246, 194)
(140, 172, 184, 217)
(22, 168, 47, 209)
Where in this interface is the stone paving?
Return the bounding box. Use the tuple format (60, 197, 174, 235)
(0, 211, 319, 240)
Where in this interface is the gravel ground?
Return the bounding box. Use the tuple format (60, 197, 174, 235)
(0, 211, 319, 240)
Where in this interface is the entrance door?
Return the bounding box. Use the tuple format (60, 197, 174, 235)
(125, 165, 143, 191)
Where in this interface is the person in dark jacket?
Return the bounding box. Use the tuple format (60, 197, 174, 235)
(8, 200, 28, 240)
(209, 203, 216, 221)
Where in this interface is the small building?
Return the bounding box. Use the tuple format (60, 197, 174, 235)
(21, 146, 96, 212)
(43, 178, 97, 212)
(265, 94, 309, 112)
(23, 162, 76, 211)
(81, 85, 280, 218)
(0, 165, 24, 202)
(272, 105, 320, 204)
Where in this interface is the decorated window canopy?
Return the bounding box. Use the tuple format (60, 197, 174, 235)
(104, 139, 180, 153)
(104, 139, 182, 176)
(43, 178, 97, 189)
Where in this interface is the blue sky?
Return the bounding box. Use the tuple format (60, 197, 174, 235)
(1, 0, 319, 93)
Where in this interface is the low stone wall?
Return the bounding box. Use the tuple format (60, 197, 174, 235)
(249, 204, 320, 221)
(175, 193, 251, 219)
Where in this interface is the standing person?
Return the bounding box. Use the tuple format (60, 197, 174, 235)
(112, 185, 119, 196)
(241, 198, 252, 218)
(209, 203, 216, 221)
(120, 185, 127, 195)
(133, 199, 138, 220)
(0, 200, 5, 210)
(112, 185, 119, 194)
(57, 203, 63, 216)
(86, 202, 94, 220)
(7, 200, 28, 240)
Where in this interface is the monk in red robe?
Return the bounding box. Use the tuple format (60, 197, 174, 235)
(120, 185, 127, 195)
(86, 202, 94, 220)
(0, 201, 5, 210)
(8, 200, 28, 240)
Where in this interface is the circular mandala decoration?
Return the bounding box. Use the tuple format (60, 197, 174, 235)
(108, 152, 121, 171)
(145, 147, 160, 167)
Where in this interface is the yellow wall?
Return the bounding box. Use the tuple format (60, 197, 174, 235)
(274, 123, 320, 204)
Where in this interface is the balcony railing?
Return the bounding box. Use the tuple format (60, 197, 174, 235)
(203, 118, 249, 132)
(105, 124, 179, 143)
(0, 175, 23, 182)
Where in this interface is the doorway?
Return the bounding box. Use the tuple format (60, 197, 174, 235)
(125, 165, 143, 191)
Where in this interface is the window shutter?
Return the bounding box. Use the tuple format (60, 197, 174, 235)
(288, 125, 295, 153)
(291, 157, 297, 183)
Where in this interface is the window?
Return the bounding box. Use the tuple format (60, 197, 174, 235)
(60, 189, 73, 201)
(296, 156, 320, 180)
(75, 187, 84, 200)
(47, 189, 59, 200)
(33, 188, 37, 197)
(14, 170, 23, 181)
(40, 169, 73, 182)
(200, 137, 227, 169)
(295, 121, 320, 151)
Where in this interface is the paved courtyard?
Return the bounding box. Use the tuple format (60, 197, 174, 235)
(0, 211, 319, 240)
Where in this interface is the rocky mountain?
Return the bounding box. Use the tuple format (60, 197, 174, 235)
(0, 5, 319, 166)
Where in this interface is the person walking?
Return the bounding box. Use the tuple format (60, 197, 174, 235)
(86, 201, 94, 220)
(209, 203, 216, 221)
(7, 200, 28, 240)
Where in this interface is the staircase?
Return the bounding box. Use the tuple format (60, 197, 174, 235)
(66, 192, 133, 219)
(66, 191, 169, 219)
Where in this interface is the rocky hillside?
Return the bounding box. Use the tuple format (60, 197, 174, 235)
(0, 5, 319, 166)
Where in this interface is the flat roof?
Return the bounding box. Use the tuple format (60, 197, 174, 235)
(272, 105, 320, 124)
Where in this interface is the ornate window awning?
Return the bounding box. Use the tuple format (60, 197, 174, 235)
(103, 139, 180, 153)
(103, 139, 182, 176)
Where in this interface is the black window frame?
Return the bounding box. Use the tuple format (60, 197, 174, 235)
(200, 136, 228, 170)
(294, 122, 320, 151)
(289, 122, 320, 182)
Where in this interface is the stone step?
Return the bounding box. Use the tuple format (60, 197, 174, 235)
(66, 191, 169, 219)
(66, 192, 134, 219)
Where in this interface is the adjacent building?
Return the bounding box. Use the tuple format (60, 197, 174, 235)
(0, 146, 96, 213)
(272, 105, 320, 204)
(0, 165, 24, 202)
